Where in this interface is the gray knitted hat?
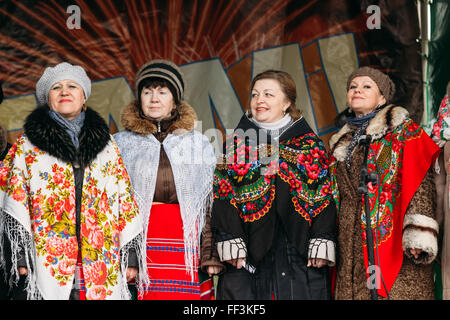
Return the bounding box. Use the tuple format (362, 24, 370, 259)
(134, 59, 185, 102)
(36, 62, 91, 106)
(346, 66, 395, 104)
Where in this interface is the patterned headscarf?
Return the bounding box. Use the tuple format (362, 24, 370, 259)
(431, 83, 450, 147)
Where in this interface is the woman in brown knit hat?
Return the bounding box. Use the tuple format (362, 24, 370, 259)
(329, 66, 440, 299)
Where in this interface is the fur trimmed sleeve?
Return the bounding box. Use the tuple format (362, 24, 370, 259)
(402, 169, 439, 264)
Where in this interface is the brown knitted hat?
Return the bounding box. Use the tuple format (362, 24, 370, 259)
(346, 66, 395, 104)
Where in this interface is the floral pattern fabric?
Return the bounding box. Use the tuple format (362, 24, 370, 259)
(214, 132, 335, 226)
(432, 95, 450, 146)
(329, 115, 440, 297)
(0, 134, 141, 300)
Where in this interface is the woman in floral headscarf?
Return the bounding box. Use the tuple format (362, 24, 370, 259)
(0, 62, 144, 300)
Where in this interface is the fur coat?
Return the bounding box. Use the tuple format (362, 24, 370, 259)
(0, 106, 143, 300)
(329, 104, 440, 300)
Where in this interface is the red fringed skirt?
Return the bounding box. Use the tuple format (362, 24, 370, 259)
(139, 203, 208, 300)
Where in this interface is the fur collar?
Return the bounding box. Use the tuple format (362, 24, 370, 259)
(329, 104, 409, 161)
(120, 100, 197, 136)
(24, 105, 111, 167)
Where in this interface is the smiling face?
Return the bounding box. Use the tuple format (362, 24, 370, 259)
(347, 76, 386, 117)
(250, 78, 290, 123)
(48, 79, 86, 120)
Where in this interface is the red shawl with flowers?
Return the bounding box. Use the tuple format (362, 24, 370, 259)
(354, 120, 439, 297)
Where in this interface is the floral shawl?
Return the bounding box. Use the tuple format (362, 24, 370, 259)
(212, 114, 337, 264)
(0, 108, 143, 300)
(329, 105, 440, 297)
(432, 94, 450, 147)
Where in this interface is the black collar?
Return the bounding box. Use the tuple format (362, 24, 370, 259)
(24, 105, 111, 167)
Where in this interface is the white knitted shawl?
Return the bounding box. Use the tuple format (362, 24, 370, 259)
(114, 129, 216, 280)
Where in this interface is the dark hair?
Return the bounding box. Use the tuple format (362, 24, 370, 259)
(249, 70, 302, 120)
(137, 77, 180, 107)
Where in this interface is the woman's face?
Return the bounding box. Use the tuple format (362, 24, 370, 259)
(347, 76, 386, 117)
(140, 86, 175, 121)
(250, 78, 290, 123)
(48, 79, 86, 120)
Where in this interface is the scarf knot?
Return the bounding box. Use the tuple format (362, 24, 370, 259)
(49, 110, 85, 149)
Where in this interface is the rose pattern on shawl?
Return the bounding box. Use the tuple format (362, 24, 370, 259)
(0, 136, 140, 299)
(86, 285, 108, 300)
(278, 134, 332, 224)
(0, 137, 35, 208)
(357, 119, 423, 246)
(216, 178, 235, 199)
(78, 148, 138, 299)
(57, 259, 77, 277)
(214, 132, 333, 224)
(432, 95, 450, 144)
(45, 236, 66, 257)
(84, 260, 108, 285)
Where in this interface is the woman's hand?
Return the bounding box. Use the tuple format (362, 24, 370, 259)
(307, 258, 327, 268)
(409, 248, 423, 259)
(18, 267, 28, 276)
(206, 266, 222, 277)
(126, 267, 138, 282)
(225, 258, 246, 269)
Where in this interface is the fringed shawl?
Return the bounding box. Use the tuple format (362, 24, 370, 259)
(0, 106, 144, 300)
(114, 101, 216, 280)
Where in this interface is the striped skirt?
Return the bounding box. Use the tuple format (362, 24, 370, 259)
(139, 203, 212, 300)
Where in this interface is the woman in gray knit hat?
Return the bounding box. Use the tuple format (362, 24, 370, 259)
(0, 62, 145, 300)
(329, 66, 440, 300)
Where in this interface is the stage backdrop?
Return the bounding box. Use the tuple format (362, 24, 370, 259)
(0, 0, 423, 150)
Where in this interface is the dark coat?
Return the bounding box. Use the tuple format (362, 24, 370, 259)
(212, 114, 336, 299)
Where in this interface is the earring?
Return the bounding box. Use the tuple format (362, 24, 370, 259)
(82, 104, 87, 111)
